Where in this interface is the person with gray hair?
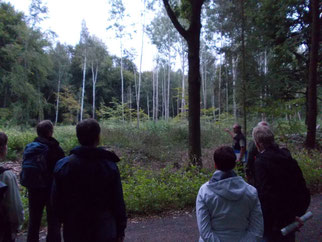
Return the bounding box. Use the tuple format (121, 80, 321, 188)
(252, 126, 310, 242)
(246, 121, 269, 185)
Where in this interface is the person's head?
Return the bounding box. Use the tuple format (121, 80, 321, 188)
(257, 121, 269, 127)
(0, 132, 8, 159)
(233, 123, 242, 134)
(76, 118, 100, 147)
(37, 120, 54, 138)
(252, 125, 275, 152)
(213, 146, 236, 171)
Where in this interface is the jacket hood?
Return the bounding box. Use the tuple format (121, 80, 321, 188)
(207, 170, 246, 201)
(70, 146, 120, 162)
(35, 136, 60, 147)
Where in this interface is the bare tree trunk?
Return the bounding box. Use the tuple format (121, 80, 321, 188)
(305, 0, 319, 149)
(218, 57, 222, 120)
(153, 77, 155, 121)
(181, 49, 186, 115)
(167, 53, 171, 121)
(147, 93, 150, 119)
(92, 63, 98, 119)
(80, 55, 87, 121)
(241, 0, 247, 137)
(156, 67, 159, 120)
(137, 0, 146, 128)
(120, 41, 124, 121)
(55, 69, 62, 125)
(232, 57, 237, 121)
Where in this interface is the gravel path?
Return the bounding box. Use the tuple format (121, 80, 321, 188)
(17, 193, 321, 242)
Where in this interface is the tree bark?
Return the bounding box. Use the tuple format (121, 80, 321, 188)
(80, 55, 86, 121)
(163, 0, 204, 167)
(305, 0, 319, 149)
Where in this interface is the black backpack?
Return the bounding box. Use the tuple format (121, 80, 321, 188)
(20, 142, 50, 189)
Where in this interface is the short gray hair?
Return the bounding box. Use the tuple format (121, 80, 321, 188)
(252, 125, 275, 149)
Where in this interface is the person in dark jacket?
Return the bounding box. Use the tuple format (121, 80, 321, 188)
(25, 120, 64, 242)
(246, 121, 269, 185)
(252, 125, 310, 242)
(52, 118, 127, 242)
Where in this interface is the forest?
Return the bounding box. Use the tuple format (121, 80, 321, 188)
(0, 1, 319, 128)
(0, 0, 321, 227)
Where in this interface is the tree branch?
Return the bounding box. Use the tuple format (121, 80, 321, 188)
(162, 0, 188, 40)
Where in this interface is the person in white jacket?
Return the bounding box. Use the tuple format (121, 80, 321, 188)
(196, 145, 263, 242)
(0, 132, 24, 242)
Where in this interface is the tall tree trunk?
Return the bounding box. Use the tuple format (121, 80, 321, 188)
(147, 93, 150, 119)
(156, 67, 159, 120)
(152, 68, 156, 120)
(181, 49, 186, 115)
(241, 0, 247, 137)
(137, 0, 146, 128)
(80, 55, 87, 121)
(232, 57, 237, 121)
(167, 53, 171, 120)
(92, 63, 98, 119)
(55, 69, 62, 125)
(163, 0, 204, 167)
(120, 41, 124, 121)
(305, 0, 319, 149)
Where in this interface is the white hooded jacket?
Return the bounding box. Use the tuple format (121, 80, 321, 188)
(196, 170, 263, 242)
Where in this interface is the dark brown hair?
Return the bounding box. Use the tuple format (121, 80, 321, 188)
(0, 132, 8, 147)
(213, 146, 236, 171)
(76, 119, 100, 146)
(37, 120, 54, 138)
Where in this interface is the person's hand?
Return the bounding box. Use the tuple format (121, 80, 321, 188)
(224, 128, 230, 132)
(295, 216, 304, 232)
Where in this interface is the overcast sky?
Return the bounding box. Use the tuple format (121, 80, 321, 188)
(6, 0, 158, 71)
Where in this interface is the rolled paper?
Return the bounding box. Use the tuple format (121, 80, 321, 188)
(281, 211, 313, 236)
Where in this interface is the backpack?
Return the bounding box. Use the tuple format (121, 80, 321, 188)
(0, 167, 9, 202)
(20, 142, 50, 189)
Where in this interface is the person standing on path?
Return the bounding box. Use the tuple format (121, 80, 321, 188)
(52, 118, 127, 242)
(0, 132, 24, 242)
(196, 146, 263, 242)
(22, 120, 64, 242)
(252, 125, 310, 242)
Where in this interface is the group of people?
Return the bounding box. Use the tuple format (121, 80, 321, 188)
(0, 119, 127, 242)
(197, 122, 310, 242)
(0, 119, 310, 242)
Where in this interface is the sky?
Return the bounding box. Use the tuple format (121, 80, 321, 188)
(6, 0, 159, 71)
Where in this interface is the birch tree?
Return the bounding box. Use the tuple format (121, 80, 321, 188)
(79, 20, 89, 121)
(88, 36, 106, 119)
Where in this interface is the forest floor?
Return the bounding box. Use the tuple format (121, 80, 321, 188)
(16, 193, 322, 242)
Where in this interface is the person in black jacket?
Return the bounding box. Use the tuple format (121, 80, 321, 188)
(52, 118, 127, 242)
(25, 120, 65, 242)
(252, 125, 310, 242)
(246, 121, 269, 185)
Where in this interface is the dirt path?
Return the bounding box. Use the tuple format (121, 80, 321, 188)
(17, 193, 322, 242)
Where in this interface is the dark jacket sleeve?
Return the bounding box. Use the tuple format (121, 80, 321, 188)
(111, 165, 127, 238)
(254, 156, 275, 233)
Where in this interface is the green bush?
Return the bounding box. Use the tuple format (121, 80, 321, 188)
(292, 148, 322, 194)
(121, 164, 210, 214)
